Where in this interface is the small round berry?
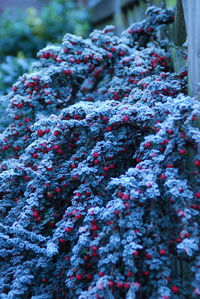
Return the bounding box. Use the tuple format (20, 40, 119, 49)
(145, 142, 152, 148)
(171, 286, 179, 293)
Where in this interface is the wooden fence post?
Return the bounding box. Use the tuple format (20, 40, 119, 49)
(174, 0, 186, 46)
(182, 0, 200, 98)
(114, 0, 125, 35)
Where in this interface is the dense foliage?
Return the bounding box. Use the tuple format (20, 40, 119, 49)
(0, 6, 199, 299)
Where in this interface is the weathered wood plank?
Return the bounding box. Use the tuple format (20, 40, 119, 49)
(174, 0, 186, 46)
(183, 0, 200, 97)
(91, 0, 138, 25)
(114, 0, 125, 35)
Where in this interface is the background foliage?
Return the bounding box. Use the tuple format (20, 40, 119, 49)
(0, 0, 89, 94)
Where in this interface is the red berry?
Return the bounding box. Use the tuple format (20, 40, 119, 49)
(17, 103, 23, 108)
(136, 157, 142, 162)
(166, 164, 173, 168)
(25, 176, 30, 181)
(145, 142, 152, 148)
(195, 192, 200, 198)
(14, 115, 19, 120)
(75, 193, 82, 198)
(166, 129, 174, 134)
(194, 160, 200, 166)
(147, 27, 153, 32)
(54, 131, 59, 136)
(32, 210, 39, 217)
(93, 152, 99, 158)
(53, 145, 59, 150)
(160, 174, 166, 180)
(84, 255, 90, 261)
(37, 130, 44, 137)
(76, 274, 82, 280)
(146, 253, 151, 259)
(146, 182, 152, 188)
(110, 47, 117, 52)
(123, 116, 129, 121)
(122, 194, 129, 200)
(161, 72, 167, 78)
(74, 115, 80, 120)
(12, 86, 17, 92)
(179, 149, 186, 155)
(13, 146, 19, 151)
(181, 133, 186, 138)
(159, 249, 166, 255)
(92, 246, 98, 251)
(176, 238, 182, 243)
(99, 272, 104, 277)
(42, 278, 47, 283)
(59, 239, 65, 243)
(86, 274, 92, 280)
(65, 69, 72, 75)
(65, 227, 72, 233)
(24, 117, 31, 123)
(126, 271, 133, 277)
(91, 251, 98, 257)
(106, 126, 112, 132)
(184, 232, 190, 238)
(108, 281, 114, 287)
(171, 286, 179, 293)
(45, 128, 50, 134)
(118, 192, 124, 198)
(109, 164, 115, 169)
(116, 282, 123, 288)
(91, 224, 98, 231)
(124, 282, 130, 288)
(85, 191, 91, 196)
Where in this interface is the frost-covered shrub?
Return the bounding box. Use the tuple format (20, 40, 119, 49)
(0, 6, 199, 299)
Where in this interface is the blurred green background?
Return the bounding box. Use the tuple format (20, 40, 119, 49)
(0, 0, 90, 94)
